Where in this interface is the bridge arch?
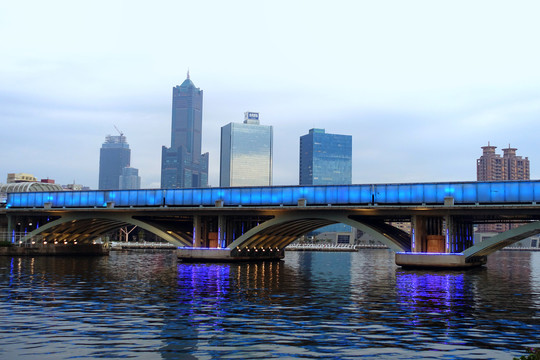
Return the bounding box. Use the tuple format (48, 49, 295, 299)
(228, 212, 410, 252)
(20, 213, 192, 247)
(463, 221, 540, 258)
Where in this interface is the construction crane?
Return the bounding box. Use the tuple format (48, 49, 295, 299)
(114, 125, 124, 137)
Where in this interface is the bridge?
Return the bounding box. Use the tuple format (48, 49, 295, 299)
(3, 180, 540, 267)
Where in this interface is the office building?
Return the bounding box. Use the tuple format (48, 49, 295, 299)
(119, 167, 141, 190)
(220, 112, 273, 187)
(477, 143, 530, 232)
(98, 135, 131, 190)
(299, 128, 352, 185)
(299, 128, 352, 236)
(161, 72, 209, 188)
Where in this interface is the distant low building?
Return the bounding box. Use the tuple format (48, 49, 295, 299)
(7, 173, 38, 183)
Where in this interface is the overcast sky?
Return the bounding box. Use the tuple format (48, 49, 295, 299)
(2, 0, 540, 189)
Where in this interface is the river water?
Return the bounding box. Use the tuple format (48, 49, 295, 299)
(0, 249, 538, 359)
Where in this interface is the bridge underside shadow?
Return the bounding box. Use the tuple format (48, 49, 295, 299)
(228, 212, 410, 252)
(20, 213, 193, 247)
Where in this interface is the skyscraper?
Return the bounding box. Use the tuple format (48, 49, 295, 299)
(161, 72, 209, 188)
(220, 112, 273, 187)
(98, 135, 131, 190)
(299, 128, 352, 185)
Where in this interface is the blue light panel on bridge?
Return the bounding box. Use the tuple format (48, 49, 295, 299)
(7, 180, 540, 209)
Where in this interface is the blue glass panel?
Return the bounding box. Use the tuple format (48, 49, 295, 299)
(519, 182, 533, 202)
(505, 182, 520, 202)
(305, 187, 317, 204)
(129, 191, 137, 205)
(325, 186, 338, 203)
(170, 189, 181, 205)
(65, 192, 75, 207)
(183, 189, 193, 205)
(120, 191, 129, 206)
(360, 185, 372, 203)
(56, 192, 65, 207)
(34, 193, 43, 207)
(27, 193, 35, 207)
(95, 192, 105, 207)
(336, 186, 348, 203)
(410, 184, 424, 203)
(10, 194, 20, 207)
(279, 187, 292, 205)
(373, 184, 384, 203)
(72, 192, 81, 207)
(271, 187, 283, 204)
(398, 185, 411, 203)
(201, 188, 212, 205)
(79, 192, 87, 206)
(192, 189, 202, 205)
(477, 183, 491, 202)
(231, 188, 241, 204)
(435, 184, 449, 203)
(249, 188, 261, 205)
(462, 183, 477, 203)
(386, 185, 398, 203)
(212, 188, 225, 203)
(423, 184, 437, 203)
(314, 186, 326, 204)
(291, 187, 304, 204)
(261, 188, 272, 204)
(136, 190, 144, 206)
(533, 182, 540, 202)
(239, 188, 250, 204)
(488, 183, 505, 202)
(88, 192, 96, 206)
(451, 183, 463, 203)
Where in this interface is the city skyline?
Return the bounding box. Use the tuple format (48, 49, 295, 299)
(2, 1, 540, 188)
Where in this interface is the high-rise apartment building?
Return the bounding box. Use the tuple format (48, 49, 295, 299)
(477, 143, 530, 232)
(220, 112, 273, 187)
(477, 143, 529, 181)
(98, 135, 131, 190)
(299, 128, 352, 185)
(161, 72, 209, 188)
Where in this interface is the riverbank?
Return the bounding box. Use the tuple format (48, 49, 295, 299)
(0, 243, 109, 256)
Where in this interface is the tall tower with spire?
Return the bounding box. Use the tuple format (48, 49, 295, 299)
(161, 72, 209, 188)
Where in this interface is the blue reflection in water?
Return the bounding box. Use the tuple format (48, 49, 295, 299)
(396, 270, 468, 332)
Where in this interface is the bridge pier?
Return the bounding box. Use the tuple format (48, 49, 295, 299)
(398, 215, 484, 269)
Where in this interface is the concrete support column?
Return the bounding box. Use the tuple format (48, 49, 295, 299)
(412, 215, 445, 253)
(445, 216, 474, 253)
(218, 215, 226, 248)
(6, 214, 14, 243)
(192, 216, 201, 247)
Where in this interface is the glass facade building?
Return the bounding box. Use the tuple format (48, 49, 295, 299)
(161, 73, 209, 188)
(299, 129, 352, 185)
(119, 167, 141, 190)
(220, 112, 273, 187)
(299, 128, 352, 234)
(98, 135, 131, 190)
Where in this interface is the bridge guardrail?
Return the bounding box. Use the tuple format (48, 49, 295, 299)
(6, 180, 540, 208)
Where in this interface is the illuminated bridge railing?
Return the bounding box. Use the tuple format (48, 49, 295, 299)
(6, 180, 540, 209)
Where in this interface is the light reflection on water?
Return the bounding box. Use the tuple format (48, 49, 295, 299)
(0, 250, 538, 359)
